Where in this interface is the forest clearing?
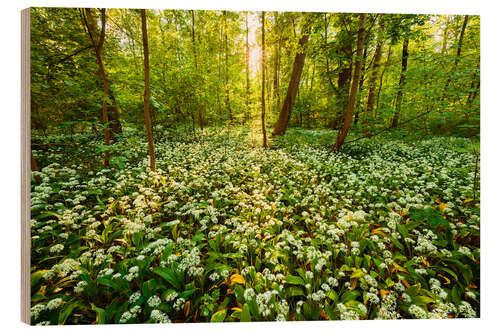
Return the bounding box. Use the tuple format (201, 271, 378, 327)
(29, 8, 479, 324)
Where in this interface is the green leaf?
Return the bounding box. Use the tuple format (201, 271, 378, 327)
(285, 275, 305, 286)
(414, 295, 435, 305)
(287, 286, 305, 297)
(240, 303, 251, 322)
(327, 290, 338, 302)
(132, 232, 143, 247)
(397, 224, 410, 238)
(180, 289, 196, 300)
(350, 270, 365, 278)
(153, 267, 183, 290)
(211, 309, 226, 322)
(390, 236, 405, 251)
(58, 302, 78, 324)
(434, 267, 458, 281)
(91, 303, 106, 324)
(341, 290, 360, 302)
(31, 270, 49, 291)
(96, 276, 120, 292)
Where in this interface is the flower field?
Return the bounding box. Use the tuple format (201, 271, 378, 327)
(30, 128, 480, 324)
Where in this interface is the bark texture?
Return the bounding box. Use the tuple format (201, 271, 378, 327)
(141, 9, 156, 171)
(272, 17, 311, 136)
(391, 37, 409, 128)
(364, 21, 384, 135)
(261, 12, 267, 147)
(335, 13, 366, 152)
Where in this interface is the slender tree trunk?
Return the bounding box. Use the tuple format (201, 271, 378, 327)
(81, 8, 111, 166)
(333, 15, 354, 130)
(441, 18, 449, 54)
(141, 9, 156, 171)
(353, 42, 370, 125)
(31, 150, 41, 184)
(261, 12, 267, 147)
(324, 13, 335, 88)
(276, 14, 281, 112)
(364, 22, 384, 136)
(375, 44, 392, 117)
(217, 21, 223, 126)
(467, 80, 480, 106)
(310, 63, 315, 92)
(334, 59, 353, 129)
(107, 91, 122, 139)
(245, 12, 250, 123)
(440, 15, 469, 103)
(335, 13, 366, 152)
(223, 11, 233, 123)
(191, 10, 204, 130)
(272, 16, 311, 136)
(391, 37, 409, 128)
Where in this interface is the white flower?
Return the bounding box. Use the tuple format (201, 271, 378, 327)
(49, 244, 64, 253)
(409, 305, 427, 319)
(129, 292, 141, 304)
(148, 295, 161, 308)
(46, 298, 63, 310)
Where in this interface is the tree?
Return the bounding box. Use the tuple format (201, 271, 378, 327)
(261, 12, 268, 147)
(390, 37, 409, 128)
(272, 14, 311, 136)
(223, 11, 233, 123)
(364, 18, 385, 135)
(440, 15, 469, 102)
(245, 11, 250, 122)
(80, 8, 112, 166)
(333, 14, 354, 130)
(375, 44, 392, 116)
(141, 9, 156, 171)
(335, 13, 366, 152)
(31, 150, 41, 184)
(191, 10, 204, 130)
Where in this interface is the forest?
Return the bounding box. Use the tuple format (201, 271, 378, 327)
(29, 7, 480, 325)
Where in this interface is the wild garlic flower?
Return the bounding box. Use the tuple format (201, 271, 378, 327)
(408, 305, 427, 319)
(46, 298, 63, 310)
(129, 292, 141, 304)
(147, 295, 161, 308)
(150, 309, 171, 323)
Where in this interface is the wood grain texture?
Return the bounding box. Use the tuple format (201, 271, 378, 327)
(21, 7, 31, 325)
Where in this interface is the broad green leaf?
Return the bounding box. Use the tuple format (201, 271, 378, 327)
(211, 309, 226, 322)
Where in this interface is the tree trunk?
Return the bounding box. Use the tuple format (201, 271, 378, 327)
(353, 42, 370, 125)
(217, 21, 223, 126)
(106, 90, 122, 140)
(141, 9, 156, 171)
(191, 10, 204, 130)
(333, 14, 354, 130)
(335, 13, 366, 152)
(275, 13, 281, 112)
(272, 16, 311, 136)
(31, 150, 41, 184)
(81, 8, 111, 166)
(440, 15, 469, 103)
(324, 13, 335, 88)
(223, 11, 233, 123)
(364, 22, 384, 136)
(245, 12, 250, 123)
(391, 37, 409, 129)
(261, 12, 267, 147)
(441, 18, 449, 54)
(375, 44, 392, 117)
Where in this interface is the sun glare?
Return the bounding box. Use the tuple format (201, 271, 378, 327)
(247, 12, 262, 78)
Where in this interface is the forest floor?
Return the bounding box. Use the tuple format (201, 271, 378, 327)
(30, 126, 480, 324)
